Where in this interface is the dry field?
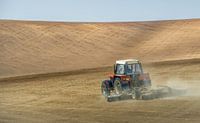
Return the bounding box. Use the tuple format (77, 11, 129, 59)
(0, 61, 200, 123)
(0, 19, 200, 123)
(0, 19, 200, 78)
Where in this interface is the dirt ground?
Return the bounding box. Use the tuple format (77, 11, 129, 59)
(0, 62, 200, 123)
(1, 19, 200, 78)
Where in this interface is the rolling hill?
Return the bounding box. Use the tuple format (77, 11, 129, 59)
(0, 19, 200, 78)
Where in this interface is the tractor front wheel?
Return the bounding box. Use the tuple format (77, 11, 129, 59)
(114, 78, 122, 95)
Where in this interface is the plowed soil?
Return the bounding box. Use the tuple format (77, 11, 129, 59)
(0, 61, 200, 123)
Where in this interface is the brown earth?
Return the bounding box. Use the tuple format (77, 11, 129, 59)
(0, 61, 200, 123)
(0, 19, 200, 78)
(0, 19, 200, 123)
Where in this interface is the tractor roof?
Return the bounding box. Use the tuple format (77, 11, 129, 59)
(116, 59, 139, 64)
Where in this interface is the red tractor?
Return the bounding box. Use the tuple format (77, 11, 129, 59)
(101, 59, 186, 102)
(101, 59, 152, 101)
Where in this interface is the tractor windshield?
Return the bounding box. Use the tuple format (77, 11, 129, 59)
(127, 63, 142, 74)
(115, 64, 125, 75)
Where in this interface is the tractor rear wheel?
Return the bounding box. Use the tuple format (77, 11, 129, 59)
(114, 78, 122, 95)
(101, 82, 110, 97)
(134, 87, 141, 100)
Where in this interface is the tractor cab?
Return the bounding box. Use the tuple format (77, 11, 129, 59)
(113, 59, 150, 88)
(114, 59, 143, 75)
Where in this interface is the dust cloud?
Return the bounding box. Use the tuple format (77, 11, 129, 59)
(165, 78, 200, 97)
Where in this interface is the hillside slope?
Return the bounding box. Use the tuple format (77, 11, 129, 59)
(0, 19, 200, 78)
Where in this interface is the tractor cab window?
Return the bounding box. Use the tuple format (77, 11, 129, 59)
(115, 64, 125, 75)
(127, 64, 134, 74)
(127, 63, 142, 74)
(135, 63, 142, 73)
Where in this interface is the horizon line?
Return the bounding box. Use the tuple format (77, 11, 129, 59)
(0, 18, 200, 23)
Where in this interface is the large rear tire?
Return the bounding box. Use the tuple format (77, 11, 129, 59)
(101, 82, 110, 97)
(134, 87, 141, 100)
(114, 78, 122, 95)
